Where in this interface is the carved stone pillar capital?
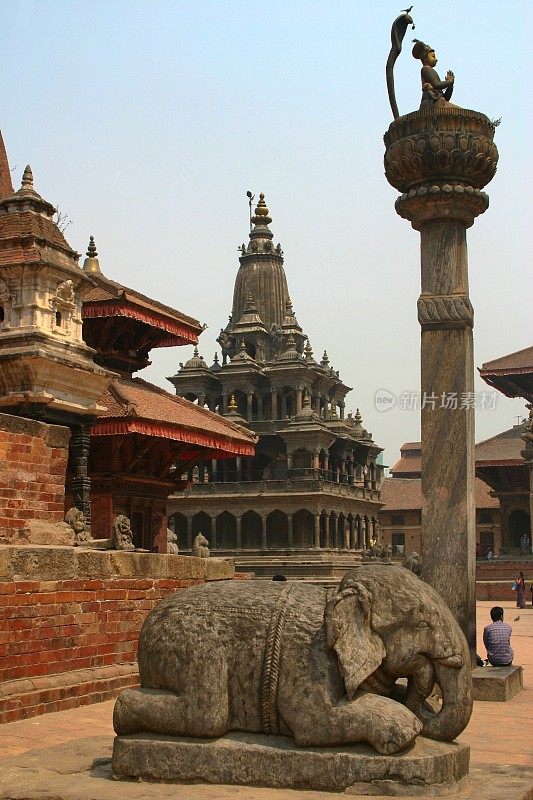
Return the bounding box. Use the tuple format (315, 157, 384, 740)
(395, 186, 489, 230)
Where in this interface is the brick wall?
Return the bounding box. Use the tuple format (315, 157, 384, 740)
(0, 413, 69, 545)
(0, 576, 201, 723)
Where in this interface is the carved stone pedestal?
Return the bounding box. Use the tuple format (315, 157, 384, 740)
(112, 732, 470, 796)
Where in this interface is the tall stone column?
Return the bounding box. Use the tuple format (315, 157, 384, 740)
(70, 421, 92, 533)
(384, 104, 498, 653)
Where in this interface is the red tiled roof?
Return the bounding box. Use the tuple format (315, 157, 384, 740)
(82, 276, 202, 345)
(480, 346, 533, 375)
(400, 442, 422, 451)
(381, 478, 421, 510)
(93, 377, 257, 457)
(475, 424, 526, 466)
(381, 476, 498, 510)
(390, 456, 421, 476)
(83, 276, 201, 330)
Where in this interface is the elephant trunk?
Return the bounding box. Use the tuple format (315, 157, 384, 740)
(420, 653, 473, 741)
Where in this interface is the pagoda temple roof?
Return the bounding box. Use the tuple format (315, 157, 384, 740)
(82, 273, 202, 347)
(478, 345, 533, 402)
(93, 376, 257, 457)
(475, 423, 526, 467)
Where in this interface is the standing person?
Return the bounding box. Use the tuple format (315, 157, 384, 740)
(483, 607, 514, 667)
(520, 533, 530, 557)
(516, 571, 526, 609)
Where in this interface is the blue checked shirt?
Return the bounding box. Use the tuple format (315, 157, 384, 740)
(483, 620, 513, 666)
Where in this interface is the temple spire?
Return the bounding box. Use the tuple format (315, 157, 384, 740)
(0, 131, 14, 199)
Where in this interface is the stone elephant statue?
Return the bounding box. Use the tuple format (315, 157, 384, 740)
(113, 564, 472, 755)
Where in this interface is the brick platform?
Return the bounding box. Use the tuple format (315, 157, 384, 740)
(0, 547, 238, 724)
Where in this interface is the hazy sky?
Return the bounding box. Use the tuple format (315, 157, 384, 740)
(2, 1, 530, 466)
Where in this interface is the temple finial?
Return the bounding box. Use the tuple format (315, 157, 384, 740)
(251, 192, 272, 226)
(83, 235, 102, 274)
(86, 235, 98, 258)
(21, 165, 33, 189)
(228, 394, 238, 412)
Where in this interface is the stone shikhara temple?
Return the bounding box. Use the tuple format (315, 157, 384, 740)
(168, 194, 384, 553)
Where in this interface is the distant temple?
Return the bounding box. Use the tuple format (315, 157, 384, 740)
(168, 194, 384, 553)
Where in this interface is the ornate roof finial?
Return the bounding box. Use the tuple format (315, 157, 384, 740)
(213, 352, 219, 365)
(193, 346, 199, 356)
(83, 235, 102, 274)
(228, 394, 238, 412)
(321, 350, 330, 368)
(21, 165, 33, 189)
(251, 192, 272, 227)
(354, 408, 362, 425)
(87, 235, 98, 258)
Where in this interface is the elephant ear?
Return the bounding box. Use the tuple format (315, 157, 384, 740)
(324, 584, 386, 700)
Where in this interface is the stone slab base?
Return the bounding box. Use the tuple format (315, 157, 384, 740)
(112, 733, 469, 796)
(472, 665, 523, 701)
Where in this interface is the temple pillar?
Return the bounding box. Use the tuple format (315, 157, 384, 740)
(211, 459, 218, 482)
(385, 101, 497, 656)
(70, 421, 92, 533)
(271, 389, 278, 420)
(286, 452, 293, 472)
(246, 392, 253, 421)
(314, 513, 321, 548)
(235, 457, 241, 482)
(222, 392, 229, 414)
(186, 517, 192, 551)
(211, 516, 217, 550)
(257, 395, 263, 421)
(296, 388, 303, 412)
(312, 450, 320, 472)
(280, 394, 287, 419)
(261, 515, 267, 550)
(236, 516, 242, 550)
(340, 402, 345, 421)
(287, 513, 293, 549)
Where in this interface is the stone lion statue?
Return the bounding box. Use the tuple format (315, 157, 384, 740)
(191, 532, 210, 558)
(64, 507, 92, 545)
(111, 514, 135, 551)
(167, 528, 179, 555)
(403, 551, 422, 576)
(113, 565, 472, 754)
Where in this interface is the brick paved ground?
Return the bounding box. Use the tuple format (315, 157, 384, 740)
(0, 600, 531, 799)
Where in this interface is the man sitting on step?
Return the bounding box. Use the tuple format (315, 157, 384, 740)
(482, 606, 514, 667)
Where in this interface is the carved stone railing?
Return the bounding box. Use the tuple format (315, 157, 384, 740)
(182, 476, 380, 502)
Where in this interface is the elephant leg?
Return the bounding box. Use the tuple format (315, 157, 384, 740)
(114, 653, 229, 737)
(290, 693, 422, 755)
